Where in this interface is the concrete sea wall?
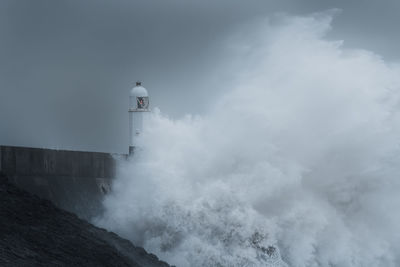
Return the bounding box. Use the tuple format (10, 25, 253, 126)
(0, 145, 119, 220)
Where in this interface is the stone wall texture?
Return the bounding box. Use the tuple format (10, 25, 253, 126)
(0, 145, 118, 220)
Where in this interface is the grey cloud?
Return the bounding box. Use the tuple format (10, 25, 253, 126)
(0, 0, 399, 153)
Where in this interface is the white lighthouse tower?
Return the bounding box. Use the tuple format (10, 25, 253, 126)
(129, 81, 150, 154)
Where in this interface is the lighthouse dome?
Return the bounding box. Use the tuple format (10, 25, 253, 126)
(129, 81, 149, 110)
(130, 81, 148, 98)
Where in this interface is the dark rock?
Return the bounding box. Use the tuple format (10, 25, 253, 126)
(0, 172, 170, 267)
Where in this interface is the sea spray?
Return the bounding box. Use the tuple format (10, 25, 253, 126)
(96, 11, 400, 267)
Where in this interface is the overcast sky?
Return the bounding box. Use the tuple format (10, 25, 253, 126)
(1, 0, 400, 153)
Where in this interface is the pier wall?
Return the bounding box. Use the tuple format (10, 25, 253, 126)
(0, 145, 118, 220)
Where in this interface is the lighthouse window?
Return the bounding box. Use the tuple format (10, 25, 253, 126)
(137, 97, 149, 109)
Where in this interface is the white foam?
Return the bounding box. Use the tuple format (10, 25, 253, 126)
(96, 11, 400, 267)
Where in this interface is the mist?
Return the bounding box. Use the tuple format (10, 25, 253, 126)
(3, 0, 400, 154)
(95, 12, 400, 266)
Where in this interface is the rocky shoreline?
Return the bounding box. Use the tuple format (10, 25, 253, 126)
(0, 172, 170, 267)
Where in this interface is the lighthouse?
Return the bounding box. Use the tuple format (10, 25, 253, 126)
(129, 81, 150, 154)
